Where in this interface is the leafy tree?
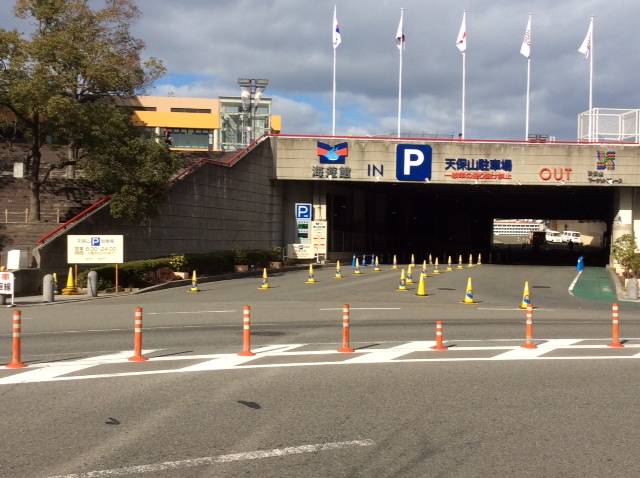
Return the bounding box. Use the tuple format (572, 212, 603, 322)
(612, 233, 640, 278)
(0, 0, 172, 221)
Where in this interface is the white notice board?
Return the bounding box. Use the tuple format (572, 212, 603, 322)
(67, 235, 124, 264)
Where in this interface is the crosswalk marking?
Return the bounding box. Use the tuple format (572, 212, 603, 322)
(2, 340, 640, 385)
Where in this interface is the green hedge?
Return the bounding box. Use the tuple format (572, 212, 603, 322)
(78, 248, 283, 290)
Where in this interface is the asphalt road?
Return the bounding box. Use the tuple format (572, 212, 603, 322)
(1, 264, 640, 478)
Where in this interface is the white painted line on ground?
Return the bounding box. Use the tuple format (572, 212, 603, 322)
(45, 439, 375, 478)
(389, 341, 437, 350)
(491, 339, 582, 360)
(478, 307, 556, 311)
(568, 270, 583, 294)
(146, 310, 236, 315)
(320, 307, 402, 311)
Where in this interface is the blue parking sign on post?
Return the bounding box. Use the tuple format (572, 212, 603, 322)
(295, 203, 312, 219)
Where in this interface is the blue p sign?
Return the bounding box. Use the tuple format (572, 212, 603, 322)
(396, 144, 432, 181)
(91, 237, 101, 247)
(295, 203, 312, 219)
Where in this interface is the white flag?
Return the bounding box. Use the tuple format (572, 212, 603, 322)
(579, 18, 593, 59)
(520, 16, 531, 58)
(456, 14, 466, 52)
(396, 10, 405, 51)
(333, 6, 341, 49)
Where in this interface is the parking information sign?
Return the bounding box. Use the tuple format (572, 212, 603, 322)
(67, 235, 124, 264)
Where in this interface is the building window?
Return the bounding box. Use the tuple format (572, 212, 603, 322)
(170, 108, 212, 114)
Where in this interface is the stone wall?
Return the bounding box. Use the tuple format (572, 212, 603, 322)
(36, 140, 284, 275)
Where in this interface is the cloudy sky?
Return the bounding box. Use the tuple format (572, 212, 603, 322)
(2, 0, 639, 141)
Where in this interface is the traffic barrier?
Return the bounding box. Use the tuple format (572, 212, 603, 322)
(521, 304, 537, 349)
(62, 266, 78, 295)
(259, 268, 270, 289)
(338, 304, 355, 353)
(374, 256, 381, 272)
(397, 269, 408, 291)
(306, 263, 316, 283)
(431, 321, 447, 351)
(354, 258, 362, 275)
(415, 275, 427, 297)
(433, 258, 441, 275)
(53, 272, 60, 295)
(406, 265, 414, 284)
(334, 260, 343, 279)
(607, 303, 624, 348)
(238, 306, 256, 356)
(467, 254, 474, 268)
(189, 270, 200, 292)
(446, 256, 453, 272)
(457, 255, 464, 270)
(128, 307, 148, 362)
(392, 255, 398, 270)
(461, 277, 478, 304)
(6, 310, 26, 368)
(519, 281, 532, 309)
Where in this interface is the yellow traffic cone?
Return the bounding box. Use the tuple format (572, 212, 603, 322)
(421, 260, 428, 279)
(446, 256, 453, 272)
(392, 255, 398, 270)
(397, 268, 408, 291)
(410, 254, 415, 267)
(457, 255, 464, 269)
(519, 281, 532, 309)
(433, 257, 441, 275)
(429, 254, 433, 265)
(306, 263, 316, 283)
(406, 265, 414, 284)
(334, 260, 343, 279)
(189, 270, 200, 292)
(62, 267, 78, 295)
(415, 275, 428, 297)
(477, 253, 482, 266)
(467, 253, 474, 268)
(259, 268, 270, 289)
(354, 258, 362, 275)
(461, 277, 478, 304)
(374, 256, 381, 272)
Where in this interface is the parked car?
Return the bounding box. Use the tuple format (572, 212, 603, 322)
(545, 230, 562, 243)
(561, 231, 583, 245)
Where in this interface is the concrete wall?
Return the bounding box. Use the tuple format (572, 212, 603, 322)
(36, 141, 284, 275)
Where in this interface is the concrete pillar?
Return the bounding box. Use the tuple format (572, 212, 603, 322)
(87, 271, 99, 297)
(213, 129, 220, 152)
(611, 188, 634, 268)
(43, 274, 54, 302)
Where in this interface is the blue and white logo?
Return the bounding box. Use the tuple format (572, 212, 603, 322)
(295, 203, 312, 219)
(396, 144, 432, 181)
(91, 237, 101, 247)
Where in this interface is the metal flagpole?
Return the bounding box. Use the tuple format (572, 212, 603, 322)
(333, 44, 337, 136)
(525, 13, 531, 141)
(588, 15, 594, 142)
(461, 11, 466, 139)
(397, 8, 404, 138)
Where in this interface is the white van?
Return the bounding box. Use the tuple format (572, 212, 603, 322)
(545, 230, 562, 243)
(561, 231, 582, 245)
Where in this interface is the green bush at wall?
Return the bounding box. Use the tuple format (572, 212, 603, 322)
(77, 248, 283, 290)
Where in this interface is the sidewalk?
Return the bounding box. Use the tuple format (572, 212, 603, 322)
(571, 265, 640, 305)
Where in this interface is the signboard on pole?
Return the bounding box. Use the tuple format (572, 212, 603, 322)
(0, 271, 15, 306)
(311, 221, 327, 255)
(67, 235, 124, 264)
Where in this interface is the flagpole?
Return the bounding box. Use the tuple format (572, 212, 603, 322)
(333, 42, 337, 136)
(397, 8, 403, 139)
(461, 10, 466, 139)
(332, 5, 338, 136)
(588, 15, 594, 142)
(525, 13, 531, 141)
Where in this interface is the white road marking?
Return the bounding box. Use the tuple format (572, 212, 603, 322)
(45, 439, 376, 478)
(3, 341, 640, 384)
